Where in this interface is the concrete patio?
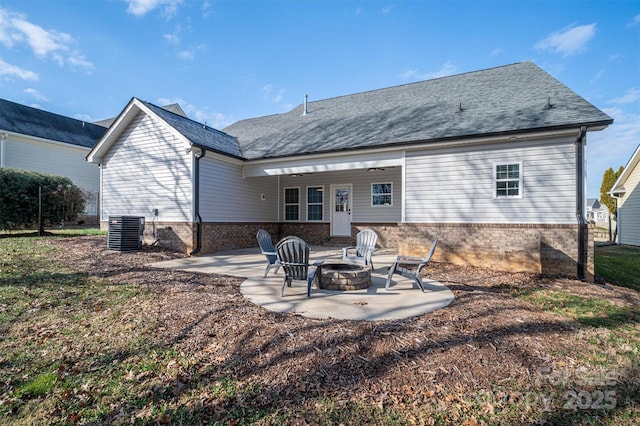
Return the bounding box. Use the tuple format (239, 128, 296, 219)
(148, 246, 454, 321)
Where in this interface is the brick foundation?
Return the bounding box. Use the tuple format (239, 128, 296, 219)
(101, 219, 593, 281)
(396, 223, 593, 282)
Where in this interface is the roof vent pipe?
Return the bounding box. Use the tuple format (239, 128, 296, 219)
(302, 94, 308, 115)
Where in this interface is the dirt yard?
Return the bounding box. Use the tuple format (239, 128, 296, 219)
(44, 236, 640, 422)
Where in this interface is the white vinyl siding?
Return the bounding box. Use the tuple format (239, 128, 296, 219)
(4, 134, 98, 193)
(278, 168, 401, 222)
(101, 112, 192, 222)
(617, 163, 640, 246)
(404, 138, 577, 224)
(199, 156, 278, 222)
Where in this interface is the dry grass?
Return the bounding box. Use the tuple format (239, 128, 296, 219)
(1, 235, 638, 425)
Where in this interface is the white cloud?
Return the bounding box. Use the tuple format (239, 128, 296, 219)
(0, 7, 94, 71)
(73, 113, 93, 122)
(68, 52, 95, 71)
(10, 17, 72, 57)
(535, 23, 596, 57)
(589, 69, 604, 84)
(262, 84, 286, 103)
(490, 47, 503, 56)
(157, 97, 233, 129)
(400, 61, 457, 81)
(164, 33, 180, 45)
(202, 1, 212, 18)
(178, 50, 193, 59)
(24, 88, 49, 101)
(610, 87, 640, 105)
(0, 58, 38, 80)
(629, 15, 640, 27)
(124, 0, 183, 17)
(381, 6, 394, 14)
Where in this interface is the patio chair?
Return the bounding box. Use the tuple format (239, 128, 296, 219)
(385, 236, 438, 292)
(342, 229, 378, 269)
(257, 229, 280, 278)
(276, 236, 323, 298)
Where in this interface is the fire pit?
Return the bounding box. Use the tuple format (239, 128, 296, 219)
(319, 263, 371, 291)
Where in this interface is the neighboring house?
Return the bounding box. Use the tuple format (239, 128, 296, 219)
(86, 62, 613, 280)
(610, 144, 640, 246)
(586, 198, 609, 227)
(0, 98, 107, 221)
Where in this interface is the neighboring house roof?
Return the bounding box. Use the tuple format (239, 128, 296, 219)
(93, 103, 188, 128)
(0, 98, 107, 148)
(587, 198, 600, 209)
(224, 61, 613, 160)
(610, 144, 640, 196)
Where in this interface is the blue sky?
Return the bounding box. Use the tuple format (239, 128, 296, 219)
(1, 0, 638, 198)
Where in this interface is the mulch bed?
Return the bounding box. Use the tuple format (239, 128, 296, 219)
(45, 235, 640, 416)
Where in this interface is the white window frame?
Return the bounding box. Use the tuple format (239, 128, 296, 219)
(284, 187, 300, 221)
(493, 161, 523, 199)
(306, 186, 324, 221)
(371, 182, 393, 207)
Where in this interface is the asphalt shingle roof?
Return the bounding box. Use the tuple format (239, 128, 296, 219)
(142, 101, 242, 158)
(0, 98, 107, 148)
(223, 62, 613, 160)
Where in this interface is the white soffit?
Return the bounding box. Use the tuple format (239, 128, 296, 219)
(243, 151, 403, 177)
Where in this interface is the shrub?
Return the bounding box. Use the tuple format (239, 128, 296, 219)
(0, 168, 86, 232)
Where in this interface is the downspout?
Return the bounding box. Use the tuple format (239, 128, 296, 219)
(575, 126, 587, 281)
(189, 146, 206, 256)
(0, 133, 7, 168)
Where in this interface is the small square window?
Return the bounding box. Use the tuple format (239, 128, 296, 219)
(494, 162, 522, 198)
(372, 183, 392, 206)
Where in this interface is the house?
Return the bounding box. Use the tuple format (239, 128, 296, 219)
(0, 98, 107, 221)
(586, 198, 609, 227)
(610, 144, 640, 246)
(86, 62, 613, 280)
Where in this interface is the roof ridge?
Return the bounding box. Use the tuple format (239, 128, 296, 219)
(292, 61, 530, 108)
(139, 98, 234, 138)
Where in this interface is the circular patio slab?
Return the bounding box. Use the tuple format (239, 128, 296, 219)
(240, 269, 454, 321)
(148, 246, 455, 321)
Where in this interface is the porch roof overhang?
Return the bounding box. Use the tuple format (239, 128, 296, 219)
(242, 148, 403, 177)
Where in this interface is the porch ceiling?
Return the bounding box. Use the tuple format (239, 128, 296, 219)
(242, 150, 403, 177)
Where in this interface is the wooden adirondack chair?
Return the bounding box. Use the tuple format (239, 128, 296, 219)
(385, 236, 439, 292)
(276, 236, 323, 298)
(342, 229, 378, 269)
(256, 229, 280, 278)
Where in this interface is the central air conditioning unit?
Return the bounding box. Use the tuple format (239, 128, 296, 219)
(107, 216, 145, 252)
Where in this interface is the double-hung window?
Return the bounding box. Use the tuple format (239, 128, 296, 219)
(284, 187, 300, 221)
(372, 183, 393, 206)
(307, 186, 323, 221)
(494, 162, 522, 198)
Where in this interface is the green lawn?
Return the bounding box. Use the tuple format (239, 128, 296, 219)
(595, 243, 640, 292)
